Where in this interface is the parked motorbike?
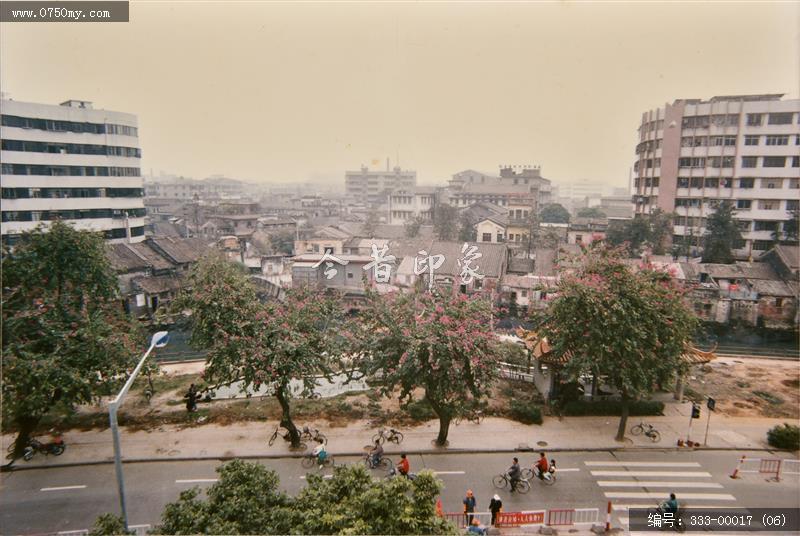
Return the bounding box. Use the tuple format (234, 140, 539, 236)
(22, 435, 66, 461)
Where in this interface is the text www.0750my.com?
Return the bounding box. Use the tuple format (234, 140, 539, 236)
(0, 1, 129, 23)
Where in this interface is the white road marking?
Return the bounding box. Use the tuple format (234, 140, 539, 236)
(586, 461, 701, 467)
(597, 481, 723, 488)
(432, 471, 465, 475)
(175, 479, 218, 483)
(604, 491, 736, 500)
(612, 504, 739, 511)
(553, 468, 580, 472)
(591, 470, 712, 477)
(40, 485, 87, 492)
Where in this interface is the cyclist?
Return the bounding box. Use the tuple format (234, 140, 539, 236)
(312, 438, 327, 469)
(535, 451, 549, 479)
(397, 453, 410, 477)
(661, 493, 678, 516)
(508, 457, 522, 492)
(369, 439, 384, 467)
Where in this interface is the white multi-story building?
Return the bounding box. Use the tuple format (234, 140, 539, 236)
(144, 175, 247, 200)
(387, 186, 438, 225)
(632, 94, 800, 258)
(344, 164, 416, 206)
(1, 98, 146, 245)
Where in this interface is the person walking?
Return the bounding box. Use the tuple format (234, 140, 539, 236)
(184, 383, 198, 413)
(463, 489, 477, 526)
(489, 494, 503, 526)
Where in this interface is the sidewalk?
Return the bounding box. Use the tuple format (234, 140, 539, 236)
(3, 405, 794, 470)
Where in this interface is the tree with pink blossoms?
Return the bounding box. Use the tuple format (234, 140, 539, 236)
(538, 246, 697, 441)
(358, 288, 500, 446)
(178, 255, 350, 447)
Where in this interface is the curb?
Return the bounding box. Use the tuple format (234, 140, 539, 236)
(3, 446, 790, 472)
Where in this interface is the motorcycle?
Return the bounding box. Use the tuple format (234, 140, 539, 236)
(22, 435, 66, 461)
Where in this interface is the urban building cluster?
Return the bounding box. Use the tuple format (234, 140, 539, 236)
(1, 94, 797, 331)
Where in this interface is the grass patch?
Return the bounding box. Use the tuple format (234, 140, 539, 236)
(753, 391, 784, 405)
(562, 399, 665, 417)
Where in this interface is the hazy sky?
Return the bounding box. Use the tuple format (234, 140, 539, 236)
(1, 1, 798, 189)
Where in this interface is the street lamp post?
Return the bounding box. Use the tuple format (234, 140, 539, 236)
(109, 331, 169, 531)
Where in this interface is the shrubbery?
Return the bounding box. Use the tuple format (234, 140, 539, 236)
(509, 399, 543, 424)
(767, 423, 800, 450)
(404, 399, 436, 421)
(562, 399, 664, 416)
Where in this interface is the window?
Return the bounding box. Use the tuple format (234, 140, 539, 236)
(733, 238, 747, 249)
(745, 135, 760, 146)
(497, 233, 504, 242)
(776, 298, 784, 307)
(787, 200, 800, 211)
(682, 115, 709, 129)
(690, 177, 703, 188)
(754, 220, 779, 230)
(711, 135, 737, 146)
(705, 178, 719, 188)
(721, 178, 733, 188)
(746, 113, 763, 126)
(736, 200, 752, 210)
(482, 233, 492, 242)
(763, 156, 786, 168)
(741, 156, 758, 168)
(347, 272, 354, 279)
(679, 157, 705, 168)
(758, 201, 778, 211)
(677, 177, 690, 188)
(575, 234, 583, 244)
(790, 179, 800, 189)
(762, 178, 782, 189)
(765, 135, 789, 146)
(653, 177, 660, 187)
(768, 112, 794, 125)
(792, 156, 799, 168)
(738, 178, 755, 188)
(736, 220, 752, 231)
(752, 240, 773, 251)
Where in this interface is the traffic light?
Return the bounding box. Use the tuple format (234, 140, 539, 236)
(691, 404, 701, 419)
(707, 398, 716, 411)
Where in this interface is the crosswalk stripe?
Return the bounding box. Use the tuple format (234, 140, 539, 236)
(597, 481, 722, 488)
(591, 470, 711, 477)
(585, 461, 701, 467)
(611, 504, 740, 511)
(604, 491, 736, 500)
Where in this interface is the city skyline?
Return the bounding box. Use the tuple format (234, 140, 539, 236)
(1, 2, 798, 187)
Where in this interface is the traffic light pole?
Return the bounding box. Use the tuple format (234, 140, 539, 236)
(703, 409, 712, 446)
(687, 408, 694, 444)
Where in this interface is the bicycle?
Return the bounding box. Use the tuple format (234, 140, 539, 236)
(301, 453, 335, 469)
(455, 409, 484, 425)
(372, 428, 403, 445)
(492, 473, 530, 493)
(143, 373, 154, 404)
(268, 425, 291, 446)
(630, 421, 661, 442)
(364, 452, 393, 471)
(522, 466, 556, 485)
(300, 425, 327, 445)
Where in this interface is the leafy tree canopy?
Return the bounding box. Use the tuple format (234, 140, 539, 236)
(539, 246, 697, 440)
(404, 216, 424, 238)
(539, 203, 571, 224)
(433, 204, 460, 241)
(702, 201, 742, 264)
(357, 289, 500, 445)
(2, 222, 142, 460)
(576, 207, 607, 219)
(606, 210, 672, 255)
(177, 256, 351, 446)
(146, 460, 457, 535)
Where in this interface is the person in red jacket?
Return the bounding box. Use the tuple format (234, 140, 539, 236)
(397, 453, 410, 477)
(535, 452, 549, 479)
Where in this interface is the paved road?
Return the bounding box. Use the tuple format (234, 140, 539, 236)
(1, 450, 798, 534)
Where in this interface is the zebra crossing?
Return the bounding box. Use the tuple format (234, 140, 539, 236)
(584, 460, 739, 533)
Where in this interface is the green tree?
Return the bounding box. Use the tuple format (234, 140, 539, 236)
(539, 246, 697, 441)
(577, 207, 607, 219)
(2, 222, 142, 461)
(153, 459, 293, 534)
(404, 216, 424, 238)
(607, 210, 672, 255)
(177, 256, 349, 447)
(433, 203, 459, 241)
(457, 212, 476, 243)
(89, 514, 132, 536)
(773, 210, 799, 245)
(295, 465, 456, 535)
(702, 201, 742, 263)
(269, 230, 296, 255)
(150, 461, 456, 535)
(539, 203, 570, 224)
(358, 289, 499, 445)
(363, 210, 380, 237)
